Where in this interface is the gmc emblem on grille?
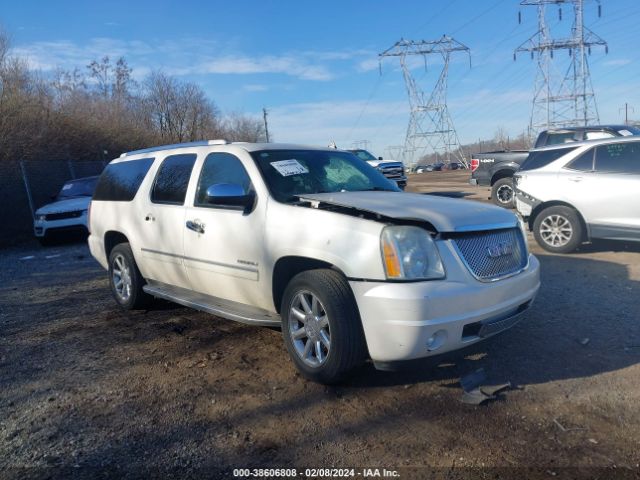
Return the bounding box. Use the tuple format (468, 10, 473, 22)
(486, 242, 513, 259)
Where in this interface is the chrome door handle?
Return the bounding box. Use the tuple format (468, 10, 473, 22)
(568, 177, 583, 182)
(145, 213, 155, 221)
(186, 220, 205, 234)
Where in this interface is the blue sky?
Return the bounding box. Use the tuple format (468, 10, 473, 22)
(2, 0, 640, 158)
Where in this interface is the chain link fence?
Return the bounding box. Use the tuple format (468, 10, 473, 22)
(0, 160, 105, 246)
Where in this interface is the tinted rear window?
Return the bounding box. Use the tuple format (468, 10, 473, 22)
(151, 154, 197, 205)
(520, 147, 578, 171)
(93, 158, 154, 202)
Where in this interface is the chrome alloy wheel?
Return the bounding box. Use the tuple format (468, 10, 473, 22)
(288, 291, 331, 367)
(539, 214, 573, 247)
(112, 253, 133, 302)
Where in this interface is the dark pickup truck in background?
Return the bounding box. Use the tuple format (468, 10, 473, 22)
(470, 125, 640, 207)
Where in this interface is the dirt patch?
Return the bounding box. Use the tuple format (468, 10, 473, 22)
(1, 172, 640, 478)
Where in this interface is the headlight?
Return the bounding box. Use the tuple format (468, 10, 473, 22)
(35, 214, 47, 222)
(380, 226, 445, 280)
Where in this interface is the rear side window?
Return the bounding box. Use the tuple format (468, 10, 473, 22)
(195, 153, 252, 207)
(520, 147, 578, 171)
(594, 142, 640, 174)
(545, 132, 579, 146)
(93, 158, 154, 202)
(566, 149, 594, 171)
(151, 154, 197, 205)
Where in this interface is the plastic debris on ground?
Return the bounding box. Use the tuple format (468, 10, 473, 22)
(460, 368, 512, 405)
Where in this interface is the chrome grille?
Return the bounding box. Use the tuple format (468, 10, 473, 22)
(378, 163, 403, 177)
(451, 227, 528, 281)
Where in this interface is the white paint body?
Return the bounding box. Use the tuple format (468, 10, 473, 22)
(89, 142, 540, 364)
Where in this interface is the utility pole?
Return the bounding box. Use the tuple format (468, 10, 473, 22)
(620, 103, 634, 124)
(379, 35, 471, 169)
(515, 0, 607, 136)
(262, 107, 270, 142)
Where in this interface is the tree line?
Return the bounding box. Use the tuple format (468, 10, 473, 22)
(0, 28, 266, 164)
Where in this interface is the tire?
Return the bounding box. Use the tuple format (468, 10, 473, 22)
(491, 177, 515, 208)
(37, 235, 53, 247)
(281, 269, 366, 384)
(108, 242, 151, 310)
(533, 205, 583, 254)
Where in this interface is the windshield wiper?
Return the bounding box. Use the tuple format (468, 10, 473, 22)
(356, 187, 395, 192)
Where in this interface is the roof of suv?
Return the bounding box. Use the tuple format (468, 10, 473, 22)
(545, 124, 631, 133)
(120, 140, 333, 159)
(531, 134, 640, 152)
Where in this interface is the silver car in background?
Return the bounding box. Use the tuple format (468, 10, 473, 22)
(514, 137, 640, 253)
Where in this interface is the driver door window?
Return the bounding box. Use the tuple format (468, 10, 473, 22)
(195, 152, 252, 207)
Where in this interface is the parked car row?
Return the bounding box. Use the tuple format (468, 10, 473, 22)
(413, 161, 465, 173)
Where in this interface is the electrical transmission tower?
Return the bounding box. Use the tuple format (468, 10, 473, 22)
(515, 0, 607, 135)
(379, 36, 470, 168)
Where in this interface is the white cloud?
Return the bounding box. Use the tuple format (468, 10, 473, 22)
(268, 100, 407, 153)
(603, 58, 631, 67)
(357, 58, 380, 73)
(11, 37, 355, 82)
(244, 84, 269, 92)
(199, 56, 334, 81)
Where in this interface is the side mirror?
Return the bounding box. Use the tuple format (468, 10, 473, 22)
(378, 156, 383, 160)
(205, 183, 255, 211)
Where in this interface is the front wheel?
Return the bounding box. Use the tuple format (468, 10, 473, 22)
(281, 269, 366, 384)
(533, 206, 583, 253)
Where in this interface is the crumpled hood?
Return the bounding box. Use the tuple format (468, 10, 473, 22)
(299, 191, 518, 232)
(35, 196, 91, 215)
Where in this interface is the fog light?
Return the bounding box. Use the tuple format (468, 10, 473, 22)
(426, 329, 448, 352)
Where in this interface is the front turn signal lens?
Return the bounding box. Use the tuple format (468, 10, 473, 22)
(382, 236, 402, 278)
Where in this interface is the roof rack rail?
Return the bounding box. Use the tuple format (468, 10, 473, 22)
(120, 139, 230, 157)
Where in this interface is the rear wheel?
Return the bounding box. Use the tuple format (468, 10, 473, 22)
(491, 177, 515, 208)
(108, 243, 151, 309)
(281, 269, 366, 384)
(533, 206, 583, 253)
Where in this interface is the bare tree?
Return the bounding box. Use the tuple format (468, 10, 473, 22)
(221, 111, 266, 142)
(143, 71, 220, 143)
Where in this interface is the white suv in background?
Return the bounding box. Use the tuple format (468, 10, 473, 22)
(515, 137, 640, 253)
(34, 176, 99, 245)
(89, 140, 540, 383)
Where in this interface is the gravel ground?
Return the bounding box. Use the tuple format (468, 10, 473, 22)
(1, 171, 640, 479)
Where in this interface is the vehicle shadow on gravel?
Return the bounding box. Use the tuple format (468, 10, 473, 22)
(345, 252, 640, 390)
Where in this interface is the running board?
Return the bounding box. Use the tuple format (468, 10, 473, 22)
(143, 282, 281, 327)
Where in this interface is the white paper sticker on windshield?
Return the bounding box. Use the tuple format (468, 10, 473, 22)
(619, 129, 633, 136)
(270, 159, 308, 177)
(62, 184, 73, 190)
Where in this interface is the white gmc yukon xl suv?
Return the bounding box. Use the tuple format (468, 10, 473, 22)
(89, 140, 540, 383)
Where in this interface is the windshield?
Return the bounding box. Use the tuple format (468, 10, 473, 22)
(251, 150, 399, 202)
(348, 149, 377, 162)
(57, 177, 98, 200)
